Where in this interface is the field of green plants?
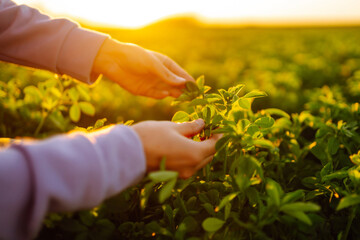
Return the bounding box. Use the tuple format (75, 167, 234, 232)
(1, 22, 360, 239)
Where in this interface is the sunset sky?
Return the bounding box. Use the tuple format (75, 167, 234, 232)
(14, 0, 360, 28)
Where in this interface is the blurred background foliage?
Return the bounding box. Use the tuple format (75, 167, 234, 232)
(1, 18, 360, 136)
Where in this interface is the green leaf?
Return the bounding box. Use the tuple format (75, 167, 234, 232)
(205, 106, 211, 124)
(320, 162, 332, 178)
(310, 141, 327, 161)
(196, 75, 205, 89)
(202, 203, 216, 216)
(24, 85, 42, 99)
(217, 192, 240, 211)
(284, 211, 312, 225)
(159, 179, 176, 203)
(178, 216, 198, 233)
(215, 135, 230, 151)
(211, 114, 223, 125)
(79, 102, 95, 116)
(253, 139, 274, 149)
(266, 178, 283, 207)
(172, 111, 190, 123)
(327, 136, 339, 155)
(70, 104, 81, 122)
(76, 85, 91, 101)
(282, 190, 305, 204)
(189, 98, 208, 107)
(349, 168, 360, 185)
(280, 202, 320, 212)
(255, 117, 275, 128)
(322, 170, 348, 182)
(202, 218, 225, 232)
(94, 118, 107, 129)
(60, 219, 87, 232)
(79, 211, 95, 227)
(68, 87, 79, 102)
(185, 81, 200, 93)
(149, 171, 178, 183)
(243, 90, 268, 99)
(247, 124, 260, 136)
(237, 98, 251, 109)
(336, 194, 360, 211)
(50, 87, 61, 98)
(263, 108, 290, 119)
(229, 84, 245, 96)
(350, 151, 360, 165)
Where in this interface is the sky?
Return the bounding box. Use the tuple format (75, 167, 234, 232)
(14, 0, 360, 28)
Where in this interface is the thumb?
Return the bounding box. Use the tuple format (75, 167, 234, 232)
(176, 119, 205, 137)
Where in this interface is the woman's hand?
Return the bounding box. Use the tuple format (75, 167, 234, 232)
(92, 38, 194, 99)
(132, 119, 222, 179)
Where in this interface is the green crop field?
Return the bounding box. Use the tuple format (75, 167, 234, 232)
(1, 21, 360, 239)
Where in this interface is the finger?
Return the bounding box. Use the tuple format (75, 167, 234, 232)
(156, 53, 195, 83)
(175, 119, 205, 136)
(179, 169, 195, 179)
(151, 58, 187, 86)
(146, 89, 170, 99)
(168, 88, 183, 98)
(179, 155, 213, 179)
(198, 134, 223, 157)
(195, 155, 214, 171)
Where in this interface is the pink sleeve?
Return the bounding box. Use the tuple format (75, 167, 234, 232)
(0, 125, 146, 240)
(0, 0, 109, 84)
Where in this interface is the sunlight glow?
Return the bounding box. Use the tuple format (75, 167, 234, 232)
(14, 0, 360, 28)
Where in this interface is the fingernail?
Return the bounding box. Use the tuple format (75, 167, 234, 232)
(194, 119, 205, 127)
(175, 76, 186, 83)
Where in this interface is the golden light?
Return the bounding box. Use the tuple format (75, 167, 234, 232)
(13, 0, 360, 28)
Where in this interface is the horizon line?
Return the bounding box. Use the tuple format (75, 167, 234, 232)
(78, 14, 360, 29)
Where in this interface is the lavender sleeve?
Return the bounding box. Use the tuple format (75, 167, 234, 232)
(0, 125, 146, 240)
(0, 0, 109, 83)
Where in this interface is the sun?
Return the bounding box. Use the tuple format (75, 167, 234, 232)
(13, 0, 360, 28)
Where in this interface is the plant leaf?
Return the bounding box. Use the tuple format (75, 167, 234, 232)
(255, 117, 275, 128)
(202, 218, 225, 232)
(263, 108, 290, 119)
(284, 211, 312, 225)
(149, 171, 178, 183)
(266, 178, 283, 207)
(243, 90, 268, 99)
(159, 179, 176, 203)
(70, 104, 81, 122)
(280, 202, 320, 212)
(79, 102, 95, 116)
(327, 136, 339, 155)
(217, 192, 240, 211)
(336, 194, 360, 211)
(172, 111, 190, 123)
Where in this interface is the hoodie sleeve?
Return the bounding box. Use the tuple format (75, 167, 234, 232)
(0, 0, 109, 84)
(0, 125, 146, 240)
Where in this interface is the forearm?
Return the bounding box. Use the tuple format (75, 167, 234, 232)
(0, 125, 146, 240)
(0, 0, 108, 83)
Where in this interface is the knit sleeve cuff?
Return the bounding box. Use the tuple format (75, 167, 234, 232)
(56, 27, 109, 84)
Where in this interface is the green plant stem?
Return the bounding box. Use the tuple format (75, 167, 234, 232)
(342, 206, 357, 240)
(34, 111, 48, 136)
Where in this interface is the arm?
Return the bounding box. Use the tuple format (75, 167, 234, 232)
(0, 125, 146, 240)
(0, 0, 108, 84)
(0, 120, 220, 240)
(0, 0, 194, 98)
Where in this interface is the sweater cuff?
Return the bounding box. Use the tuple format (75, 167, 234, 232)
(56, 27, 109, 84)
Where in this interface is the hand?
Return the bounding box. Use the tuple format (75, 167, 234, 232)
(92, 38, 194, 99)
(132, 119, 222, 178)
